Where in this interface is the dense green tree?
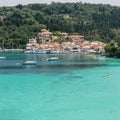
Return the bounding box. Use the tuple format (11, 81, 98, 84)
(115, 47, 120, 57)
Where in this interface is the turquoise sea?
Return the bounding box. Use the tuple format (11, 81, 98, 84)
(0, 53, 120, 120)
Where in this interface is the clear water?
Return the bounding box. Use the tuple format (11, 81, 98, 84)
(0, 53, 120, 120)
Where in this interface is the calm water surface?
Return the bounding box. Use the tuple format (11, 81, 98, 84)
(0, 53, 120, 120)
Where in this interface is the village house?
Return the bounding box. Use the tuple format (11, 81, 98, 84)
(26, 38, 37, 51)
(61, 33, 68, 40)
(37, 29, 53, 43)
(28, 38, 37, 45)
(90, 41, 106, 53)
(0, 15, 6, 21)
(68, 35, 84, 45)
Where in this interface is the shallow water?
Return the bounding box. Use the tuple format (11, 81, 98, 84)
(0, 53, 120, 120)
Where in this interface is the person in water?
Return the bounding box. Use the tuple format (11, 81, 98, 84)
(104, 74, 110, 78)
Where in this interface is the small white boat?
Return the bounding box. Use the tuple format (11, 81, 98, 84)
(24, 50, 33, 54)
(46, 57, 59, 61)
(0, 56, 6, 60)
(23, 60, 37, 65)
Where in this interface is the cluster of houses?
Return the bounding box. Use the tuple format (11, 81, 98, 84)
(25, 29, 106, 54)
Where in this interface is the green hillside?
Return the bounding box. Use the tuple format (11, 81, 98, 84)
(0, 2, 120, 48)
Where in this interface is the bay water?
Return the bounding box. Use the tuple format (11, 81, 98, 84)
(0, 53, 120, 120)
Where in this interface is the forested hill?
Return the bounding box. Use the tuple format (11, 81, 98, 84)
(0, 2, 120, 48)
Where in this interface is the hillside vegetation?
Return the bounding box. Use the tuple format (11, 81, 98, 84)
(0, 2, 120, 48)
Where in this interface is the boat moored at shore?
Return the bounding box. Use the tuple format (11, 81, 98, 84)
(46, 57, 59, 61)
(23, 60, 37, 65)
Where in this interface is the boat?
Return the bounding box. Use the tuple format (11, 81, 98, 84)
(24, 50, 33, 54)
(23, 60, 37, 65)
(46, 57, 59, 61)
(32, 49, 46, 54)
(0, 56, 6, 60)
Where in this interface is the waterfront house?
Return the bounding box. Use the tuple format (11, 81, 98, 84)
(25, 38, 37, 51)
(28, 38, 37, 45)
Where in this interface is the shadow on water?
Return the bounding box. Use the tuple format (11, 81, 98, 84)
(0, 63, 106, 74)
(0, 53, 107, 74)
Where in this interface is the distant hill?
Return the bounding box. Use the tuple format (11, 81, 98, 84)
(0, 2, 120, 48)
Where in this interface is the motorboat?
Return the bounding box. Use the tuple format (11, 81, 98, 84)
(23, 60, 37, 65)
(46, 57, 59, 61)
(0, 56, 6, 60)
(24, 50, 33, 54)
